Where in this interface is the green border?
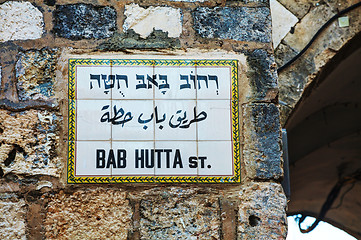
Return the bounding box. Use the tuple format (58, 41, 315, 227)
(67, 59, 240, 184)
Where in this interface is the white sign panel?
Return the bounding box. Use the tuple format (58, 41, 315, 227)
(67, 59, 240, 183)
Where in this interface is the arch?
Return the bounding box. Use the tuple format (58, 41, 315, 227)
(284, 29, 361, 238)
(275, 1, 361, 124)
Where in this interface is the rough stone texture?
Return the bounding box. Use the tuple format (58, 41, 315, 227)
(16, 48, 58, 101)
(0, 194, 26, 240)
(98, 30, 181, 51)
(275, 2, 361, 124)
(242, 103, 283, 180)
(274, 42, 299, 68)
(169, 0, 206, 2)
(45, 189, 132, 240)
(277, 0, 314, 19)
(241, 0, 268, 3)
(0, 109, 60, 177)
(238, 182, 287, 239)
(278, 57, 315, 123)
(193, 7, 271, 43)
(53, 4, 117, 40)
(270, 0, 298, 48)
(138, 187, 221, 239)
(0, 1, 43, 42)
(123, 4, 182, 39)
(313, 48, 338, 70)
(246, 49, 278, 101)
(282, 4, 336, 52)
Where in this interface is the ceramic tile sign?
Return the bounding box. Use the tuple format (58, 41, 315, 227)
(67, 59, 240, 183)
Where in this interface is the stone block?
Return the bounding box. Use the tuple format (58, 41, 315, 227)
(138, 187, 221, 239)
(169, 0, 207, 2)
(16, 48, 58, 101)
(277, 0, 313, 19)
(274, 42, 298, 67)
(98, 29, 181, 51)
(270, 0, 298, 48)
(45, 189, 132, 240)
(0, 1, 43, 42)
(238, 182, 287, 239)
(242, 103, 283, 180)
(246, 49, 278, 102)
(0, 194, 26, 240)
(123, 4, 182, 39)
(53, 4, 117, 40)
(192, 7, 271, 43)
(283, 4, 335, 52)
(0, 109, 60, 177)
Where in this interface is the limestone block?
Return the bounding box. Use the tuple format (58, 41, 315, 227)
(193, 7, 271, 43)
(274, 42, 299, 68)
(45, 189, 132, 240)
(0, 195, 26, 240)
(98, 29, 181, 51)
(16, 48, 58, 101)
(0, 1, 44, 42)
(0, 109, 60, 177)
(283, 5, 336, 52)
(168, 0, 206, 2)
(246, 49, 278, 102)
(53, 4, 117, 40)
(138, 187, 221, 239)
(242, 103, 283, 180)
(238, 182, 287, 239)
(123, 4, 182, 39)
(270, 0, 298, 48)
(277, 0, 313, 19)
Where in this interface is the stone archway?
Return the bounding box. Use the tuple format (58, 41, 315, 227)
(274, 1, 361, 237)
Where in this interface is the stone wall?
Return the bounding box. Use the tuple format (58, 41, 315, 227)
(0, 0, 286, 239)
(271, 0, 361, 124)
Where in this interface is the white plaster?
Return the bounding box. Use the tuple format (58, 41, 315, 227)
(0, 1, 44, 42)
(36, 181, 53, 190)
(270, 0, 298, 48)
(123, 4, 182, 38)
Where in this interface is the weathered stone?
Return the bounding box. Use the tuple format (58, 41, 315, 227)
(242, 103, 283, 180)
(98, 29, 181, 51)
(124, 4, 182, 39)
(238, 182, 287, 239)
(245, 49, 278, 101)
(53, 4, 117, 40)
(274, 42, 299, 68)
(0, 109, 60, 177)
(276, 0, 313, 19)
(16, 48, 58, 101)
(0, 194, 26, 240)
(270, 0, 298, 48)
(283, 4, 336, 52)
(314, 48, 337, 70)
(278, 53, 315, 123)
(169, 0, 207, 2)
(193, 7, 271, 43)
(138, 187, 221, 239)
(0, 1, 43, 42)
(45, 189, 132, 240)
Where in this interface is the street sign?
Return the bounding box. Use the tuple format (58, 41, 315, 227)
(67, 58, 240, 183)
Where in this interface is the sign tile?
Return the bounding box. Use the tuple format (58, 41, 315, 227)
(68, 58, 240, 184)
